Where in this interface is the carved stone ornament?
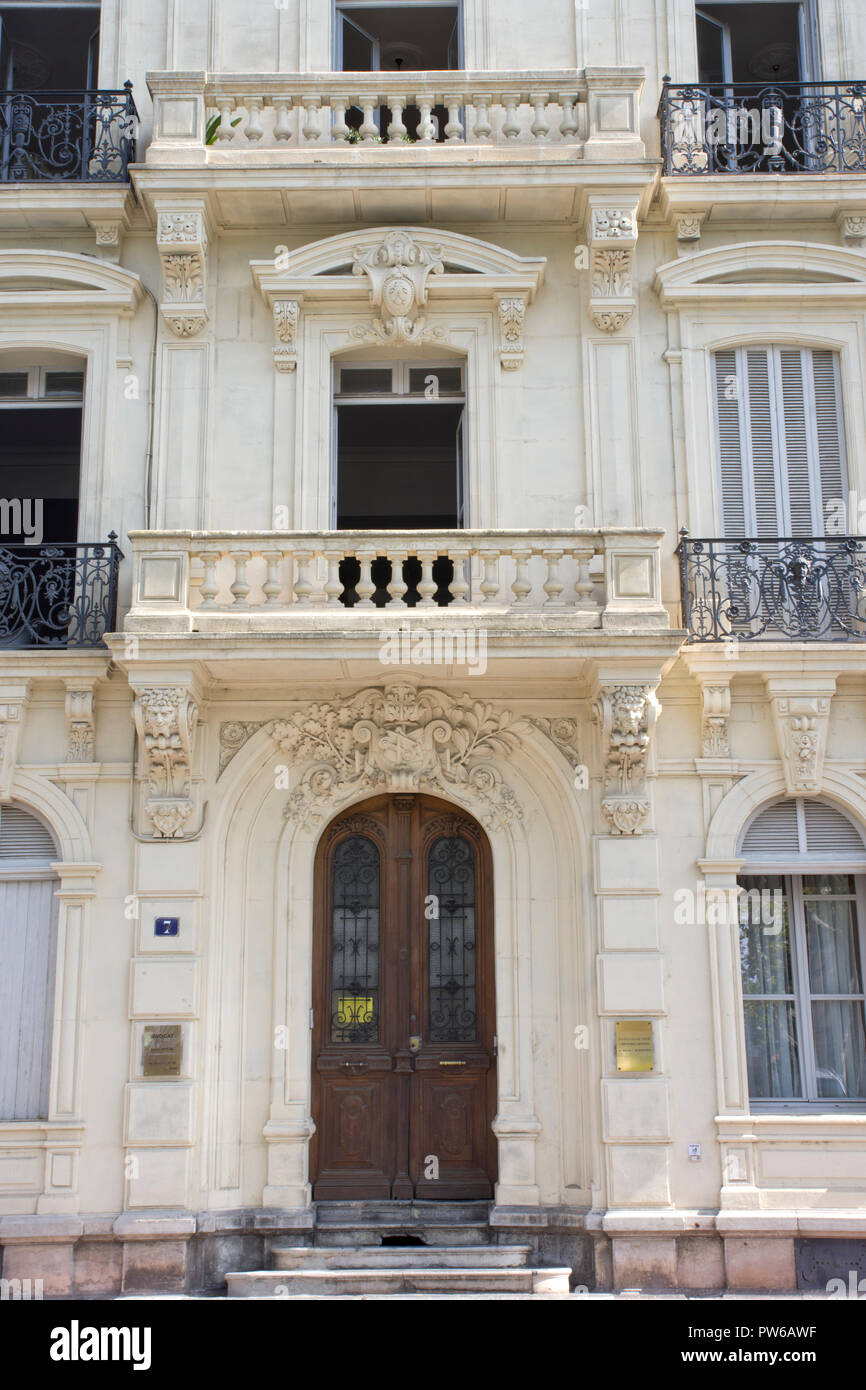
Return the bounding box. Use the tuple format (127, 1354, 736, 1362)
(157, 209, 208, 338)
(350, 230, 447, 345)
(219, 720, 266, 776)
(701, 684, 731, 759)
(273, 299, 300, 372)
(592, 684, 661, 835)
(497, 295, 526, 370)
(529, 716, 583, 772)
(270, 683, 527, 830)
(133, 687, 199, 838)
(676, 215, 705, 243)
(65, 685, 95, 763)
(770, 694, 831, 794)
(588, 204, 637, 334)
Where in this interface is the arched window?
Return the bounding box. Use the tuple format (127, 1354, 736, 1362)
(737, 797, 866, 1105)
(0, 803, 59, 1120)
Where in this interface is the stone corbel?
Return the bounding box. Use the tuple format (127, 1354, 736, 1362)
(700, 683, 732, 759)
(587, 202, 638, 333)
(156, 209, 209, 338)
(0, 682, 30, 801)
(87, 216, 127, 263)
(837, 211, 866, 248)
(675, 213, 706, 254)
(497, 294, 526, 370)
(591, 683, 661, 835)
(64, 682, 97, 764)
(765, 678, 835, 795)
(132, 685, 200, 838)
(273, 298, 301, 372)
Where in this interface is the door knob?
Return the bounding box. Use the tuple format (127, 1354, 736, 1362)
(408, 1035, 422, 1053)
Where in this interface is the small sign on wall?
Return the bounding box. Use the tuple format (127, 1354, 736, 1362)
(615, 1020, 654, 1073)
(154, 917, 180, 937)
(142, 1024, 183, 1077)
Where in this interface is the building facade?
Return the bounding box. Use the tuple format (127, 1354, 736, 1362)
(0, 0, 865, 1296)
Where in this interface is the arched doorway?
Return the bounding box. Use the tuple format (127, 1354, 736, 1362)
(310, 793, 497, 1200)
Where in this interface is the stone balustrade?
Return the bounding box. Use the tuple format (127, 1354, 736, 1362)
(145, 68, 646, 162)
(125, 528, 669, 634)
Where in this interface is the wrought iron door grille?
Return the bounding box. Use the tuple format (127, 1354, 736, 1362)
(330, 834, 381, 1044)
(0, 536, 122, 647)
(0, 84, 137, 182)
(660, 80, 866, 175)
(677, 531, 866, 642)
(428, 835, 478, 1043)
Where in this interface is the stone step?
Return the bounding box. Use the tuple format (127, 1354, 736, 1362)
(313, 1200, 492, 1227)
(226, 1267, 572, 1297)
(270, 1244, 532, 1271)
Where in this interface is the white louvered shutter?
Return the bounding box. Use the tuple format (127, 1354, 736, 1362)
(714, 349, 748, 536)
(810, 350, 847, 527)
(778, 349, 816, 536)
(745, 349, 782, 537)
(0, 806, 59, 1121)
(740, 797, 866, 861)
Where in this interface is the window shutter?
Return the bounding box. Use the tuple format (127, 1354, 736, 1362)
(745, 349, 781, 538)
(0, 805, 57, 861)
(740, 797, 866, 860)
(778, 349, 816, 536)
(810, 349, 846, 532)
(715, 349, 747, 536)
(741, 799, 799, 856)
(803, 800, 866, 856)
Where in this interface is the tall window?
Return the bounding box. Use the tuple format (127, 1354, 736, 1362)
(697, 3, 809, 85)
(0, 803, 59, 1121)
(335, 2, 461, 71)
(0, 360, 84, 545)
(738, 798, 866, 1105)
(712, 346, 847, 537)
(0, 4, 100, 90)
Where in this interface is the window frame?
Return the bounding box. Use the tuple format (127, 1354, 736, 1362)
(692, 0, 819, 84)
(333, 0, 464, 72)
(0, 364, 85, 406)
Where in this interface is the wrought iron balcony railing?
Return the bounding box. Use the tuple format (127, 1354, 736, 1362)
(677, 532, 866, 642)
(0, 536, 123, 648)
(659, 79, 866, 175)
(0, 83, 137, 182)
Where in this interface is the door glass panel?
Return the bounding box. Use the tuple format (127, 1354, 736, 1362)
(330, 835, 380, 1044)
(427, 835, 477, 1043)
(743, 1000, 801, 1098)
(805, 894, 862, 996)
(811, 1001, 866, 1099)
(738, 875, 792, 994)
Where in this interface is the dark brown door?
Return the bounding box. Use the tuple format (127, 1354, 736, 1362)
(311, 794, 496, 1200)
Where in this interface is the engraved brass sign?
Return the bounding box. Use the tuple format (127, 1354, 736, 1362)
(615, 1020, 654, 1072)
(142, 1023, 182, 1077)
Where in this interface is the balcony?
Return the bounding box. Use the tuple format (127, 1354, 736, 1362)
(0, 85, 138, 183)
(660, 79, 866, 177)
(0, 537, 122, 649)
(137, 68, 650, 225)
(678, 532, 866, 643)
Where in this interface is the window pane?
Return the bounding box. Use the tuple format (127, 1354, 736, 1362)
(802, 874, 856, 897)
(744, 1001, 801, 1099)
(408, 367, 463, 395)
(330, 835, 380, 1044)
(44, 372, 84, 399)
(338, 368, 393, 395)
(0, 373, 28, 400)
(806, 898, 863, 996)
(739, 877, 792, 995)
(812, 1001, 866, 1099)
(428, 835, 477, 1044)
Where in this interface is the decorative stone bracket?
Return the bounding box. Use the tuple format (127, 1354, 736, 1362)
(273, 299, 300, 372)
(587, 202, 638, 334)
(497, 294, 526, 370)
(592, 683, 661, 834)
(132, 685, 200, 838)
(0, 682, 30, 801)
(351, 229, 447, 346)
(64, 682, 96, 763)
(701, 683, 731, 759)
(766, 678, 835, 795)
(156, 209, 209, 338)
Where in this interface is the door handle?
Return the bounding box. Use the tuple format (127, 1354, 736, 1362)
(439, 1060, 467, 1067)
(343, 1060, 368, 1070)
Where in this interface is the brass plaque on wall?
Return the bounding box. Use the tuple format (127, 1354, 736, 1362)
(142, 1024, 182, 1077)
(615, 1020, 654, 1073)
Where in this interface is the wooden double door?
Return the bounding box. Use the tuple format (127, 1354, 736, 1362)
(311, 794, 497, 1200)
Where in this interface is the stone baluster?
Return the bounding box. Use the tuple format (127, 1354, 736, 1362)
(198, 550, 220, 609)
(450, 549, 471, 604)
(502, 94, 521, 139)
(530, 92, 551, 140)
(360, 102, 379, 142)
(387, 552, 409, 607)
(356, 549, 376, 605)
(273, 97, 292, 141)
(293, 552, 314, 605)
(559, 94, 579, 138)
(387, 97, 407, 142)
(215, 97, 238, 141)
(261, 550, 283, 606)
(574, 550, 599, 615)
(510, 547, 533, 607)
(245, 96, 265, 142)
(443, 96, 464, 143)
(542, 549, 566, 606)
(229, 551, 251, 609)
(416, 100, 436, 143)
(472, 95, 493, 141)
(480, 551, 501, 604)
(331, 98, 351, 142)
(302, 98, 322, 141)
(324, 551, 343, 606)
(417, 551, 438, 606)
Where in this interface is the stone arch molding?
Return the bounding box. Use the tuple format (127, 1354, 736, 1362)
(206, 685, 593, 1210)
(0, 248, 143, 312)
(251, 226, 546, 371)
(704, 765, 866, 865)
(654, 240, 866, 310)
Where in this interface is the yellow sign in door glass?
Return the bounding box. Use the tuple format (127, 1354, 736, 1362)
(336, 996, 374, 1026)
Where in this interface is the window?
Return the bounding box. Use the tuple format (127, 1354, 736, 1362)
(333, 359, 466, 529)
(0, 803, 59, 1121)
(336, 2, 461, 72)
(0, 5, 100, 90)
(0, 356, 84, 546)
(738, 798, 866, 1105)
(712, 346, 846, 538)
(697, 3, 808, 85)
